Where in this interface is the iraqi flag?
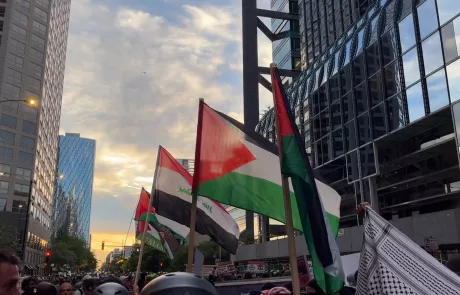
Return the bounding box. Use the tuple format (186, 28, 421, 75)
(191, 100, 341, 235)
(271, 65, 344, 294)
(135, 188, 189, 242)
(154, 146, 240, 254)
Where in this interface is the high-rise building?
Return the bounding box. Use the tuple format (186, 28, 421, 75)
(176, 158, 194, 175)
(53, 133, 95, 243)
(0, 0, 71, 273)
(271, 0, 301, 81)
(254, 0, 460, 257)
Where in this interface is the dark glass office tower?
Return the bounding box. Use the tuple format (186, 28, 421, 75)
(258, 0, 460, 255)
(271, 0, 301, 78)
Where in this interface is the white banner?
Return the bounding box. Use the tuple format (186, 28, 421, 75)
(247, 261, 265, 273)
(216, 261, 236, 275)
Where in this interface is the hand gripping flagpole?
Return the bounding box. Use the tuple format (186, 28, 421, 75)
(187, 98, 204, 273)
(134, 147, 161, 285)
(270, 63, 301, 295)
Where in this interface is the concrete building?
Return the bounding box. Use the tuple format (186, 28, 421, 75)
(253, 0, 460, 261)
(0, 0, 71, 273)
(176, 158, 194, 175)
(53, 133, 95, 243)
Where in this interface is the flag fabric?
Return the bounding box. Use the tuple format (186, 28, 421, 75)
(135, 188, 189, 242)
(271, 65, 343, 294)
(135, 220, 167, 254)
(191, 100, 341, 235)
(357, 207, 460, 295)
(154, 146, 240, 254)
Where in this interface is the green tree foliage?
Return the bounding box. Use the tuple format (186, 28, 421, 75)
(0, 224, 21, 255)
(197, 241, 230, 264)
(50, 234, 97, 272)
(120, 245, 171, 273)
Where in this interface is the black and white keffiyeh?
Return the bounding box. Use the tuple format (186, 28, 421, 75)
(356, 208, 460, 295)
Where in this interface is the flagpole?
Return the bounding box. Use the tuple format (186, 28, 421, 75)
(188, 98, 205, 273)
(134, 147, 161, 285)
(270, 63, 301, 295)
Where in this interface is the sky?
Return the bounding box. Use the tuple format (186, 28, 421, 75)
(59, 0, 274, 263)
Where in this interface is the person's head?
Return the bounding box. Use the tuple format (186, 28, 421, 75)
(91, 282, 129, 295)
(36, 282, 57, 295)
(447, 256, 460, 276)
(82, 278, 98, 295)
(261, 282, 275, 291)
(0, 250, 20, 295)
(21, 276, 38, 293)
(59, 282, 73, 295)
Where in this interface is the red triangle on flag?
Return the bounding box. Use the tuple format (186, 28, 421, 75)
(195, 103, 256, 185)
(134, 188, 155, 220)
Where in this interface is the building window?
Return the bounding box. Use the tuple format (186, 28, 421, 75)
(34, 7, 47, 21)
(20, 136, 34, 149)
(28, 48, 43, 63)
(398, 14, 416, 53)
(402, 47, 420, 86)
(20, 104, 37, 118)
(28, 62, 42, 79)
(0, 164, 10, 176)
(406, 82, 424, 122)
(417, 0, 438, 39)
(12, 200, 27, 213)
(3, 83, 20, 100)
(32, 20, 46, 34)
(0, 114, 17, 129)
(18, 151, 33, 165)
(16, 167, 31, 181)
(22, 120, 36, 135)
(426, 69, 449, 112)
(15, 0, 30, 9)
(25, 76, 40, 92)
(0, 181, 8, 194)
(36, 0, 49, 7)
(441, 15, 460, 64)
(0, 130, 15, 145)
(387, 94, 405, 131)
(14, 183, 29, 197)
(7, 53, 24, 68)
(6, 68, 22, 85)
(447, 58, 460, 103)
(422, 32, 443, 75)
(437, 0, 460, 26)
(0, 198, 5, 211)
(13, 10, 29, 27)
(30, 34, 45, 50)
(9, 39, 26, 55)
(0, 147, 13, 161)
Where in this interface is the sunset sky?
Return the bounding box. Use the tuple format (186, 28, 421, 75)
(59, 0, 273, 263)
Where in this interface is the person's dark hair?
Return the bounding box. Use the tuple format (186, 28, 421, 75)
(261, 282, 275, 291)
(36, 282, 58, 295)
(21, 276, 38, 291)
(97, 276, 123, 286)
(283, 282, 292, 292)
(0, 249, 19, 265)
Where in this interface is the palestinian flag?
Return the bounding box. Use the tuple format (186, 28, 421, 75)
(192, 101, 341, 234)
(135, 188, 189, 242)
(154, 146, 240, 254)
(135, 220, 167, 254)
(271, 65, 344, 294)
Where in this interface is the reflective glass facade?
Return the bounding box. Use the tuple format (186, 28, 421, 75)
(271, 0, 301, 78)
(0, 0, 71, 271)
(53, 133, 95, 243)
(257, 0, 460, 245)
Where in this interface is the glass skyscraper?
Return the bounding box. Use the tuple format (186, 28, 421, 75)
(0, 0, 71, 272)
(53, 133, 95, 244)
(257, 0, 460, 253)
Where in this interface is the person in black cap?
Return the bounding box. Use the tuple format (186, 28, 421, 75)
(36, 282, 58, 295)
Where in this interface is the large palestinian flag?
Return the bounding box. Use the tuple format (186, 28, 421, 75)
(154, 146, 240, 254)
(192, 101, 341, 236)
(271, 65, 344, 294)
(135, 188, 189, 242)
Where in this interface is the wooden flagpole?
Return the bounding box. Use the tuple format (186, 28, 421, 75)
(187, 98, 204, 273)
(134, 147, 161, 285)
(270, 63, 301, 295)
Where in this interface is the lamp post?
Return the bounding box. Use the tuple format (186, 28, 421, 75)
(0, 98, 38, 105)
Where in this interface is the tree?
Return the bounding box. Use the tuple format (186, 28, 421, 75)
(197, 241, 230, 264)
(238, 229, 255, 245)
(50, 234, 97, 272)
(0, 224, 21, 255)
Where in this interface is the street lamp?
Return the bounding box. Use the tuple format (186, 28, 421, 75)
(0, 172, 64, 260)
(0, 98, 39, 106)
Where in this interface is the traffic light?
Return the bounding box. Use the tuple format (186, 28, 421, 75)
(101, 241, 105, 250)
(160, 261, 163, 267)
(45, 251, 50, 263)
